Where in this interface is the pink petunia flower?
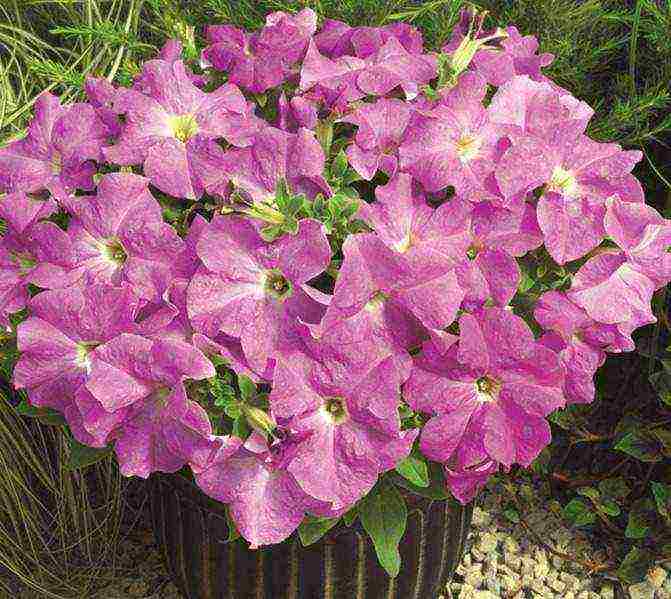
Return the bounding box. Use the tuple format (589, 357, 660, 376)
(202, 9, 317, 94)
(65, 173, 186, 302)
(187, 216, 331, 374)
(192, 431, 338, 548)
(0, 192, 74, 325)
(340, 98, 412, 180)
(399, 72, 503, 199)
(12, 280, 140, 413)
(329, 174, 470, 337)
(270, 346, 417, 509)
(103, 59, 260, 199)
(73, 332, 215, 475)
(0, 93, 107, 204)
(491, 76, 643, 263)
(315, 19, 424, 59)
(404, 308, 565, 500)
(300, 37, 437, 111)
(207, 126, 331, 202)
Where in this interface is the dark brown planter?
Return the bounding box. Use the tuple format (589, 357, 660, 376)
(150, 471, 474, 599)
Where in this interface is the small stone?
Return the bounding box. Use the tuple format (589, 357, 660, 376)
(552, 555, 565, 569)
(476, 532, 498, 554)
(473, 591, 498, 599)
(503, 537, 520, 554)
(628, 582, 656, 599)
(648, 566, 667, 589)
(471, 507, 492, 529)
(520, 556, 535, 577)
(577, 592, 590, 599)
(127, 581, 149, 597)
(550, 579, 567, 594)
(462, 553, 472, 567)
(560, 573, 579, 588)
(529, 579, 547, 595)
(534, 560, 549, 579)
(505, 553, 521, 571)
(464, 570, 484, 589)
(545, 570, 558, 585)
(599, 584, 614, 599)
(458, 583, 476, 599)
(565, 593, 575, 599)
(484, 575, 500, 594)
(471, 547, 486, 562)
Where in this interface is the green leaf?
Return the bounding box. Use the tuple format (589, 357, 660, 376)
(232, 415, 250, 440)
(651, 481, 671, 518)
(504, 508, 520, 523)
(649, 359, 671, 407)
(391, 462, 450, 500)
(598, 477, 631, 500)
(224, 508, 240, 542)
(616, 547, 653, 584)
(517, 269, 535, 293)
(563, 499, 596, 527)
(614, 431, 663, 462)
(331, 150, 349, 180)
(343, 506, 358, 527)
(16, 397, 66, 426)
(395, 453, 429, 488)
(238, 375, 256, 400)
(67, 438, 112, 471)
(260, 224, 284, 243)
(298, 516, 340, 546)
(359, 483, 407, 577)
(625, 498, 655, 539)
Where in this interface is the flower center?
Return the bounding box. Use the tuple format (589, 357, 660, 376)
(475, 376, 501, 402)
(364, 291, 388, 314)
(100, 238, 128, 266)
(548, 166, 579, 197)
(169, 113, 199, 143)
(456, 134, 482, 163)
(392, 231, 413, 253)
(51, 152, 63, 175)
(322, 396, 348, 424)
(74, 341, 99, 373)
(264, 269, 292, 300)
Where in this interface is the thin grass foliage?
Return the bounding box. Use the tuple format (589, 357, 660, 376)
(0, 386, 126, 598)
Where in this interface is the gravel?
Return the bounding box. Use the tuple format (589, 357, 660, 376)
(92, 480, 671, 599)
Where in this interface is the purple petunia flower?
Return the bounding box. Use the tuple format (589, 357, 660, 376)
(209, 126, 331, 202)
(202, 9, 317, 94)
(0, 92, 108, 204)
(340, 98, 412, 180)
(491, 76, 644, 263)
(73, 332, 215, 475)
(103, 59, 260, 199)
(604, 198, 671, 289)
(187, 216, 331, 374)
(66, 173, 186, 301)
(314, 19, 424, 59)
(12, 280, 140, 413)
(300, 37, 437, 110)
(270, 345, 417, 509)
(328, 174, 470, 337)
(0, 192, 74, 325)
(567, 250, 656, 332)
(456, 199, 542, 309)
(192, 431, 337, 548)
(399, 72, 503, 199)
(404, 308, 565, 500)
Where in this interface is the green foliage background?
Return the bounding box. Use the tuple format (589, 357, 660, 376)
(1, 0, 670, 593)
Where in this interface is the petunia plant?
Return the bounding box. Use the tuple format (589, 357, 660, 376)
(1, 7, 669, 577)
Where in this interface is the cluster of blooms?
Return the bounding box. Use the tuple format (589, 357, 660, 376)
(2, 8, 670, 549)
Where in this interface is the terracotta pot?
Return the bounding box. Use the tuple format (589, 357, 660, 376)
(150, 471, 473, 599)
